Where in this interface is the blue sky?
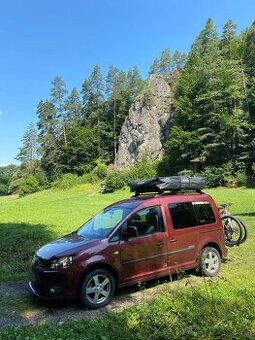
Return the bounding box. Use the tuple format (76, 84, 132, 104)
(0, 0, 254, 165)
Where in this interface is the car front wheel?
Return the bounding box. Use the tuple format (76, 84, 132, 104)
(199, 247, 221, 277)
(79, 268, 115, 309)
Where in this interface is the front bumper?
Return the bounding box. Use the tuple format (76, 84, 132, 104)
(28, 268, 77, 300)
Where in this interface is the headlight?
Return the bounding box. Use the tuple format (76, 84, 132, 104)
(50, 256, 73, 270)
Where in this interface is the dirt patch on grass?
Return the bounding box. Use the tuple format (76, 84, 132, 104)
(0, 275, 191, 328)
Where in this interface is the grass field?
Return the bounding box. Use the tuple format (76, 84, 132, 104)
(0, 184, 128, 282)
(0, 185, 254, 338)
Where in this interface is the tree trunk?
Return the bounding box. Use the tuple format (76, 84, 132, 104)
(98, 110, 101, 155)
(60, 109, 69, 165)
(113, 99, 117, 159)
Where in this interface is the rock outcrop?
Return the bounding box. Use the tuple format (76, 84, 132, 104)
(115, 74, 174, 169)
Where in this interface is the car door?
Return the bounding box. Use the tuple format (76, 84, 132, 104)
(164, 201, 200, 270)
(119, 206, 169, 285)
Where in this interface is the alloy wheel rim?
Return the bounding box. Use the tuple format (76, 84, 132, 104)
(204, 251, 219, 273)
(86, 274, 111, 304)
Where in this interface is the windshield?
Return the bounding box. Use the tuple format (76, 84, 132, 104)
(77, 206, 131, 239)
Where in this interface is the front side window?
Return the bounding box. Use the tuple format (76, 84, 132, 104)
(169, 201, 215, 229)
(126, 206, 164, 236)
(77, 207, 131, 238)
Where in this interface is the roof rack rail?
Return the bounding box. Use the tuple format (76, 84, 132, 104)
(130, 176, 207, 196)
(132, 188, 203, 197)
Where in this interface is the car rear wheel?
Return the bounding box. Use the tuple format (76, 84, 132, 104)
(199, 247, 221, 277)
(79, 268, 115, 309)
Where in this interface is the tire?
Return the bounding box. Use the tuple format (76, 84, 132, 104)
(79, 268, 115, 309)
(222, 215, 243, 247)
(236, 217, 248, 245)
(199, 247, 221, 277)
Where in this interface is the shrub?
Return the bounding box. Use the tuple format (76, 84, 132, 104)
(91, 160, 108, 180)
(198, 162, 247, 188)
(252, 163, 255, 175)
(178, 169, 194, 176)
(54, 173, 81, 190)
(35, 169, 50, 189)
(235, 171, 247, 187)
(125, 158, 159, 182)
(1, 165, 18, 195)
(80, 172, 100, 184)
(19, 176, 39, 197)
(8, 178, 22, 194)
(101, 158, 159, 194)
(0, 182, 8, 196)
(199, 167, 229, 187)
(101, 171, 126, 193)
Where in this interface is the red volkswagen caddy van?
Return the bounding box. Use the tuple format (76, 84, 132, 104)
(29, 177, 227, 309)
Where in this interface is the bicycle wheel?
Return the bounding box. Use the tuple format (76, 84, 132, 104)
(235, 217, 248, 244)
(222, 215, 243, 247)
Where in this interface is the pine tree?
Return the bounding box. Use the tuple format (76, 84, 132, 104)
(191, 18, 218, 56)
(81, 65, 104, 155)
(242, 22, 255, 172)
(51, 76, 68, 148)
(149, 57, 160, 75)
(194, 57, 248, 167)
(160, 18, 251, 177)
(243, 22, 255, 117)
(16, 122, 38, 165)
(15, 122, 42, 180)
(149, 48, 172, 79)
(37, 100, 60, 178)
(81, 65, 104, 120)
(64, 88, 82, 122)
(106, 66, 127, 159)
(61, 124, 98, 174)
(172, 51, 187, 69)
(221, 20, 238, 59)
(222, 20, 237, 44)
(125, 66, 144, 111)
(150, 49, 187, 83)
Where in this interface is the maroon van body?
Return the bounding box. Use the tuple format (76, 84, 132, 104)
(29, 192, 227, 309)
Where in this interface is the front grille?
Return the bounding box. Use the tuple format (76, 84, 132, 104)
(32, 255, 48, 270)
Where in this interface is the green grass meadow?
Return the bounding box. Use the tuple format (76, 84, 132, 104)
(0, 186, 254, 338)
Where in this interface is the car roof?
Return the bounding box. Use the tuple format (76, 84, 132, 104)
(108, 196, 153, 209)
(108, 191, 212, 210)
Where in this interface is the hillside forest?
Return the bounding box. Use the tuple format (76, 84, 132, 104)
(1, 18, 255, 196)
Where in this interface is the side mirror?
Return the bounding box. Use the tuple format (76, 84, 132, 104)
(122, 225, 138, 240)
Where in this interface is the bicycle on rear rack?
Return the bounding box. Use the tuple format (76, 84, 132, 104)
(218, 203, 247, 247)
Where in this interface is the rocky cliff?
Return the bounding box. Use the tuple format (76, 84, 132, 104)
(115, 74, 174, 169)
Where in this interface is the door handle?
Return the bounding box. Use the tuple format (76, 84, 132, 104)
(169, 238, 177, 243)
(156, 241, 165, 247)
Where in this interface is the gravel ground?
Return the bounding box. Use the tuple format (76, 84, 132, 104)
(0, 278, 177, 328)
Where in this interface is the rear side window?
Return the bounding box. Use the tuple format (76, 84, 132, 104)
(193, 201, 216, 225)
(168, 201, 215, 229)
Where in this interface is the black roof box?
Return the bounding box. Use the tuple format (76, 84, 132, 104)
(130, 176, 207, 195)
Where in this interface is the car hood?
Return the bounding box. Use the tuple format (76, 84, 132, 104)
(36, 233, 99, 260)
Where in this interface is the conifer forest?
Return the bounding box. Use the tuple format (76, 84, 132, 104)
(1, 19, 255, 195)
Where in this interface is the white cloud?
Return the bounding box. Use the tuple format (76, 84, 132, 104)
(0, 110, 3, 116)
